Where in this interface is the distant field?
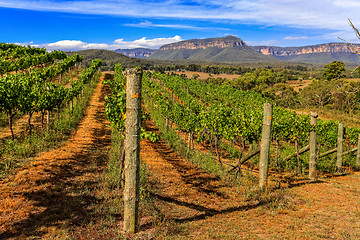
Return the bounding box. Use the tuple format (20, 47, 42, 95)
(287, 79, 312, 91)
(168, 71, 240, 80)
(171, 71, 314, 91)
(288, 78, 360, 91)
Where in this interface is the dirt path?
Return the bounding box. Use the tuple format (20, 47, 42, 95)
(141, 120, 360, 239)
(0, 74, 111, 239)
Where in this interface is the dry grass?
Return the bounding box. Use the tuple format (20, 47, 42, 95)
(168, 71, 240, 80)
(287, 79, 312, 91)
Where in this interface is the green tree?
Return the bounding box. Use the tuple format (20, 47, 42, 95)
(192, 73, 200, 80)
(323, 61, 346, 80)
(267, 83, 298, 108)
(299, 79, 334, 107)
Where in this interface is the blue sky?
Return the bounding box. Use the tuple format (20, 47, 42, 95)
(1, 0, 360, 51)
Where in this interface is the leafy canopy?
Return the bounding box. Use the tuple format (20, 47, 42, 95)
(323, 61, 346, 81)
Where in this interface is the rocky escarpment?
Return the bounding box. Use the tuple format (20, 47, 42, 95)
(159, 35, 245, 50)
(114, 48, 156, 58)
(253, 43, 360, 56)
(252, 43, 360, 64)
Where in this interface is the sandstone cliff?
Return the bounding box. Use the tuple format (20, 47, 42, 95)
(253, 43, 360, 56)
(159, 36, 245, 50)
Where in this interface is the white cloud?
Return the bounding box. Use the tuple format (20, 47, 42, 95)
(14, 41, 39, 47)
(114, 35, 182, 49)
(47, 40, 85, 49)
(1, 0, 360, 44)
(83, 43, 111, 49)
(30, 36, 183, 51)
(125, 20, 230, 31)
(246, 39, 278, 46)
(284, 36, 308, 40)
(0, 0, 359, 32)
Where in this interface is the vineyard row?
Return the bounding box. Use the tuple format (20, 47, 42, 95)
(143, 72, 360, 172)
(0, 53, 102, 139)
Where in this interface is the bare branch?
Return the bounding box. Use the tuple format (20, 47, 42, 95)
(349, 18, 360, 40)
(338, 19, 360, 55)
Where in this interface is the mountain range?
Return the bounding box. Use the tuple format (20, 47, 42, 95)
(114, 36, 360, 64)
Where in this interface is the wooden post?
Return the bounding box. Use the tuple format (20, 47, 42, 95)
(309, 111, 318, 180)
(336, 123, 344, 172)
(356, 134, 360, 169)
(57, 105, 60, 121)
(70, 99, 73, 113)
(259, 103, 273, 189)
(47, 110, 51, 130)
(123, 68, 142, 234)
(8, 113, 14, 141)
(46, 85, 51, 130)
(187, 132, 191, 152)
(165, 118, 169, 132)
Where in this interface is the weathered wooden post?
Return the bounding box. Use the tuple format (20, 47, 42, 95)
(70, 99, 73, 114)
(47, 110, 50, 126)
(187, 132, 191, 152)
(165, 118, 169, 132)
(259, 103, 273, 189)
(46, 85, 51, 130)
(336, 123, 344, 172)
(123, 67, 142, 233)
(356, 133, 360, 169)
(309, 112, 318, 180)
